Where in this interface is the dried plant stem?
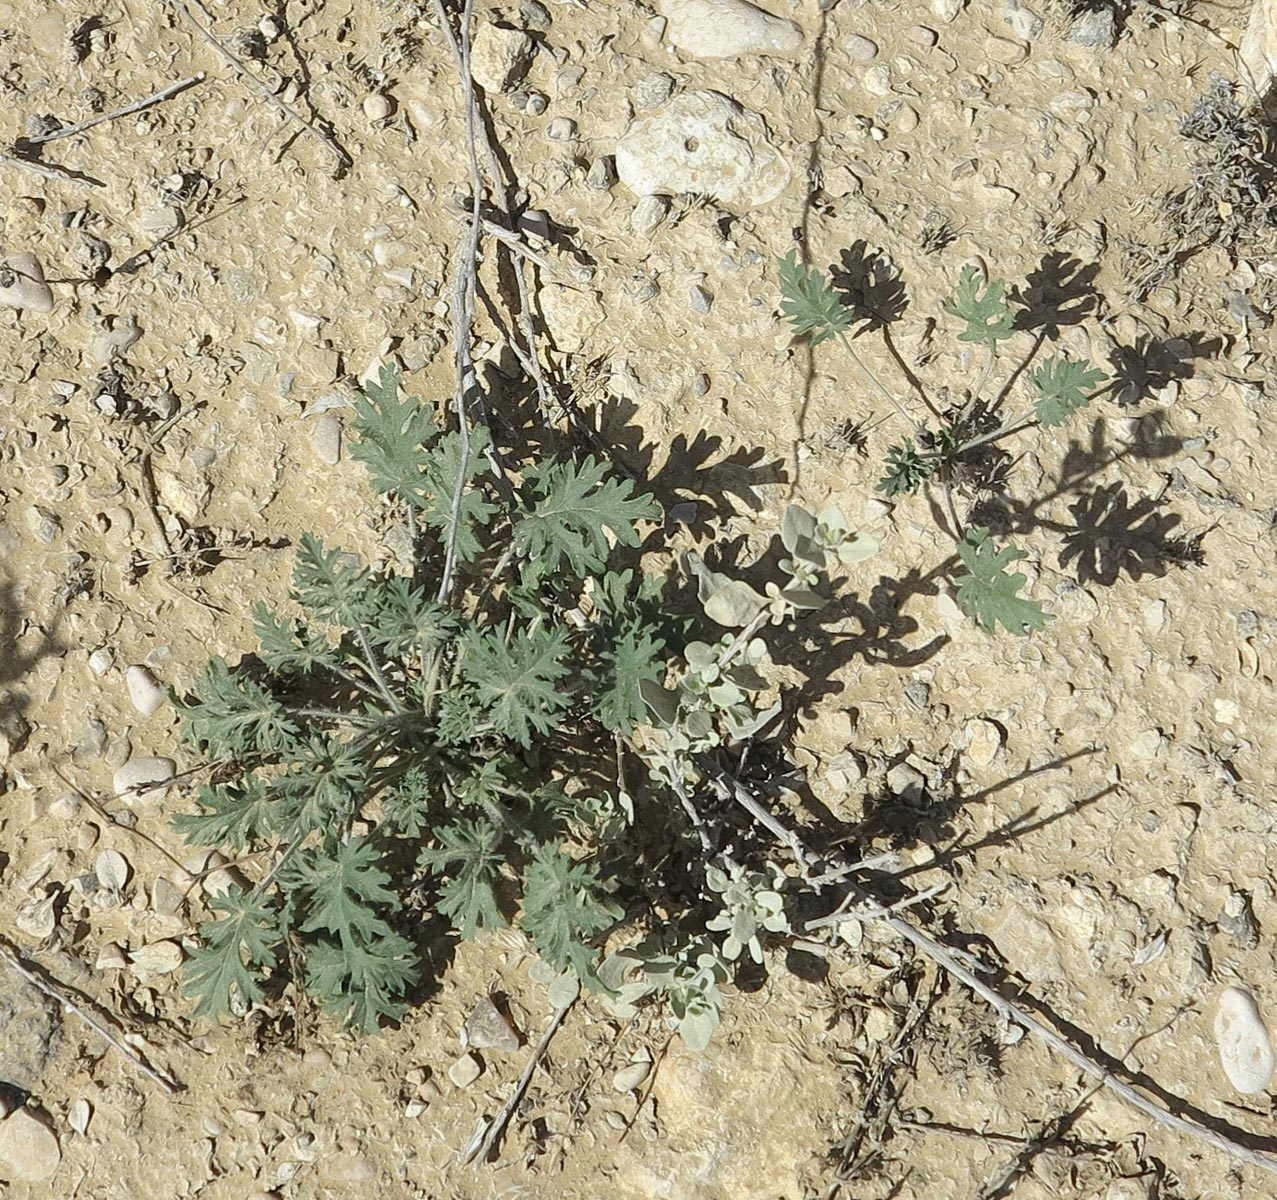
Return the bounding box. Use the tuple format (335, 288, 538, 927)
(0, 940, 184, 1094)
(461, 998, 575, 1164)
(0, 150, 102, 186)
(713, 771, 1277, 1176)
(20, 74, 206, 145)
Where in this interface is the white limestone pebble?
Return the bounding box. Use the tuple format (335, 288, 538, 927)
(67, 1099, 92, 1137)
(469, 22, 533, 92)
(126, 664, 166, 717)
(630, 194, 670, 236)
(616, 91, 790, 209)
(0, 252, 54, 313)
(1215, 986, 1275, 1093)
(658, 0, 802, 58)
(128, 940, 184, 980)
(310, 412, 342, 465)
(0, 1106, 61, 1181)
(448, 1052, 482, 1087)
(114, 756, 176, 805)
(612, 1059, 652, 1093)
(362, 93, 393, 121)
(846, 33, 879, 61)
(95, 847, 131, 892)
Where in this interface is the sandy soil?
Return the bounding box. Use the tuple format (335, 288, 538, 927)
(1, 0, 1276, 1196)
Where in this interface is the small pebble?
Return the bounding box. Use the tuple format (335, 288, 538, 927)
(469, 22, 533, 92)
(125, 664, 166, 717)
(128, 940, 184, 979)
(362, 93, 393, 121)
(310, 412, 342, 465)
(886, 762, 925, 800)
(612, 1059, 652, 1093)
(862, 65, 893, 95)
(67, 1099, 92, 1137)
(463, 996, 520, 1051)
(631, 194, 670, 236)
(586, 157, 616, 190)
(1070, 7, 1116, 48)
(659, 0, 802, 58)
(1214, 985, 1275, 1094)
(689, 285, 713, 314)
(964, 718, 1002, 767)
(0, 252, 55, 313)
(49, 793, 81, 820)
(525, 92, 548, 115)
(448, 1053, 482, 1087)
(846, 33, 879, 61)
(547, 116, 577, 140)
(985, 35, 1027, 64)
(907, 24, 938, 46)
(113, 756, 176, 805)
(931, 0, 964, 20)
(635, 71, 674, 109)
(893, 104, 919, 134)
(0, 1107, 61, 1181)
(96, 942, 127, 971)
(95, 848, 130, 892)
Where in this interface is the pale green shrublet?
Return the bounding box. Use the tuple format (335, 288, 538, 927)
(598, 940, 731, 1051)
(704, 861, 791, 964)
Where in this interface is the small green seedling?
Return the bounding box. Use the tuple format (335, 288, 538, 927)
(780, 252, 1112, 635)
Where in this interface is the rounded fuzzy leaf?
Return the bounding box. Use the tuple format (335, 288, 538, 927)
(703, 580, 766, 627)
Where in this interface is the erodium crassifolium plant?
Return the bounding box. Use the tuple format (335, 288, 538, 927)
(173, 366, 880, 1047)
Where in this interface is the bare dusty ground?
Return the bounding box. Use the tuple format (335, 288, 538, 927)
(1, 0, 1277, 1196)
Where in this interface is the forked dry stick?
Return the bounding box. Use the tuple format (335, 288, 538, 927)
(710, 767, 1277, 1177)
(0, 940, 184, 1094)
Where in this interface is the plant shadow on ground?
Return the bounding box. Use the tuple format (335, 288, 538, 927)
(758, 243, 1217, 706)
(0, 569, 66, 767)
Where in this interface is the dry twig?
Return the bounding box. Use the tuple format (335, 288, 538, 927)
(711, 769, 1277, 1177)
(460, 998, 575, 1164)
(0, 940, 184, 1094)
(19, 74, 206, 146)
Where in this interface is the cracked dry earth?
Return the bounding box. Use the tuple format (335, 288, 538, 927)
(1, 0, 1277, 1197)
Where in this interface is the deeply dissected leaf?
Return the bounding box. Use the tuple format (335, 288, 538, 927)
(876, 439, 934, 497)
(417, 818, 506, 940)
(305, 930, 418, 1033)
(778, 251, 854, 345)
(349, 364, 440, 501)
(589, 624, 667, 734)
(173, 777, 278, 851)
(176, 657, 299, 757)
(293, 533, 376, 627)
(954, 526, 1052, 636)
(415, 426, 498, 562)
(513, 457, 659, 584)
(522, 844, 622, 983)
(459, 624, 573, 746)
(273, 733, 369, 842)
(366, 575, 456, 657)
(1032, 356, 1107, 428)
(184, 888, 281, 1020)
(291, 836, 401, 946)
(253, 603, 338, 675)
(944, 266, 1015, 347)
